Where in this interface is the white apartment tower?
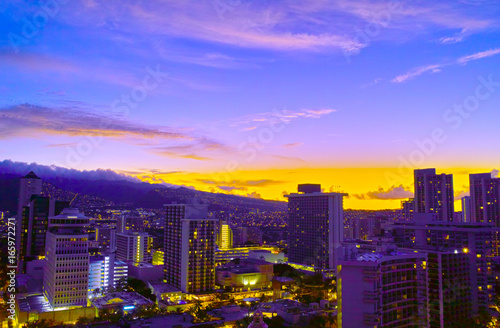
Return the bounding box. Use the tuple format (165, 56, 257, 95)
(164, 204, 217, 294)
(43, 208, 89, 309)
(116, 232, 148, 264)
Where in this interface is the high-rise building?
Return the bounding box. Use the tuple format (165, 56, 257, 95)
(427, 250, 472, 328)
(217, 221, 233, 249)
(338, 251, 427, 327)
(116, 215, 127, 234)
(18, 195, 69, 270)
(391, 219, 497, 314)
(232, 227, 248, 246)
(116, 232, 148, 264)
(470, 173, 500, 225)
(247, 227, 263, 246)
(17, 171, 42, 219)
(401, 198, 414, 221)
(43, 208, 89, 309)
(164, 204, 216, 294)
(17, 172, 42, 267)
(285, 184, 346, 272)
(96, 225, 117, 252)
(461, 196, 471, 223)
(414, 169, 454, 222)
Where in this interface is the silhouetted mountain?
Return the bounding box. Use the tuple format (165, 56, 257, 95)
(0, 161, 286, 214)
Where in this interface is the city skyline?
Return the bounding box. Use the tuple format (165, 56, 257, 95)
(1, 1, 500, 210)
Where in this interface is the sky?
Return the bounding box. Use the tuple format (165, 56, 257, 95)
(0, 0, 499, 209)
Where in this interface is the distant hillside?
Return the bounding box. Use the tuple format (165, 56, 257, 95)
(0, 170, 286, 214)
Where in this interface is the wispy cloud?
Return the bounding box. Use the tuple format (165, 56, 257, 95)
(150, 138, 228, 161)
(457, 48, 500, 64)
(392, 47, 500, 83)
(284, 142, 303, 148)
(198, 178, 285, 188)
(45, 143, 78, 148)
(392, 64, 443, 83)
(117, 169, 184, 176)
(158, 52, 257, 69)
(0, 104, 186, 140)
(439, 35, 465, 44)
(232, 108, 337, 130)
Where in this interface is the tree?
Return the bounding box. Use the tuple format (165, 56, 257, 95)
(127, 278, 156, 302)
(273, 263, 299, 278)
(308, 315, 327, 328)
(264, 315, 285, 328)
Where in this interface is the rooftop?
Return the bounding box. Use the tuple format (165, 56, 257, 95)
(91, 292, 153, 308)
(23, 171, 40, 179)
(17, 294, 53, 313)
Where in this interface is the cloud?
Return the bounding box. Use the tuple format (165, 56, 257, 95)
(392, 64, 444, 83)
(158, 51, 259, 69)
(491, 169, 499, 178)
(63, 1, 364, 54)
(0, 104, 186, 140)
(457, 48, 500, 64)
(198, 179, 285, 188)
(392, 48, 500, 83)
(117, 169, 184, 176)
(45, 143, 78, 148)
(232, 108, 337, 129)
(284, 142, 303, 148)
(455, 187, 470, 200)
(0, 159, 140, 183)
(352, 185, 414, 200)
(218, 186, 246, 192)
(0, 52, 80, 73)
(439, 35, 465, 44)
(150, 138, 228, 161)
(246, 191, 262, 199)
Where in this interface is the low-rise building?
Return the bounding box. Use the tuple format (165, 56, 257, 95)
(16, 294, 95, 328)
(90, 291, 154, 314)
(148, 282, 182, 304)
(216, 258, 273, 292)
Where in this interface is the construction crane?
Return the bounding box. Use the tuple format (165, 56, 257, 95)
(69, 193, 79, 207)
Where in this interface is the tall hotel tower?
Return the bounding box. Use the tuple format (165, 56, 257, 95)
(164, 204, 217, 293)
(43, 209, 89, 309)
(285, 184, 347, 273)
(17, 171, 43, 217)
(470, 173, 500, 225)
(414, 168, 454, 222)
(17, 172, 42, 262)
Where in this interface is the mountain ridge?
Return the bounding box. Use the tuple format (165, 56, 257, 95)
(0, 161, 286, 214)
